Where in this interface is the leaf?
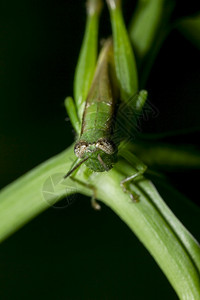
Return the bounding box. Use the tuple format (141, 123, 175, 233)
(106, 0, 138, 99)
(74, 0, 103, 120)
(128, 0, 175, 87)
(177, 13, 200, 49)
(128, 141, 200, 171)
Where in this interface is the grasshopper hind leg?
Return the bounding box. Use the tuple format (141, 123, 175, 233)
(120, 172, 143, 203)
(118, 149, 147, 202)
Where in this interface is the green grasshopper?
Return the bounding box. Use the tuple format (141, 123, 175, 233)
(64, 0, 148, 207)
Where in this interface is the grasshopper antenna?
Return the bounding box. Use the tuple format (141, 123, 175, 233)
(64, 157, 89, 179)
(97, 154, 109, 171)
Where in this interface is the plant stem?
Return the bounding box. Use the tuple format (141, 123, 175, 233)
(0, 144, 200, 299)
(0, 147, 77, 242)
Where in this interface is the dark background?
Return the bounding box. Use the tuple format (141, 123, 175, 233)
(0, 1, 200, 299)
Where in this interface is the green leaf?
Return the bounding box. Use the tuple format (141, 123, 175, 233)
(177, 13, 200, 49)
(128, 141, 200, 171)
(106, 0, 138, 100)
(129, 0, 175, 87)
(74, 0, 103, 120)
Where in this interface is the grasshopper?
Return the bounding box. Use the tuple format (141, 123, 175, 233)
(64, 0, 148, 207)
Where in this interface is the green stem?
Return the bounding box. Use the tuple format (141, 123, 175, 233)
(0, 147, 77, 242)
(0, 145, 200, 299)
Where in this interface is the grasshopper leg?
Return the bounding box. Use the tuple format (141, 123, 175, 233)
(64, 157, 101, 210)
(119, 148, 147, 202)
(120, 170, 145, 202)
(69, 176, 101, 211)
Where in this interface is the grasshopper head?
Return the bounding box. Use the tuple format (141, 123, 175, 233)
(74, 138, 118, 172)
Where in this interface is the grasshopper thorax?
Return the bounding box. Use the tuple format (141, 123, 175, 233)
(74, 138, 117, 172)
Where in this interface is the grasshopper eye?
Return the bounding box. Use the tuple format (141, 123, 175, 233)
(74, 141, 88, 158)
(96, 138, 115, 154)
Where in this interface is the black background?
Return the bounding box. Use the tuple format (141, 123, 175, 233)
(0, 1, 200, 299)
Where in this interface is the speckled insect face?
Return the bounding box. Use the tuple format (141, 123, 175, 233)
(74, 139, 115, 158)
(74, 139, 117, 172)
